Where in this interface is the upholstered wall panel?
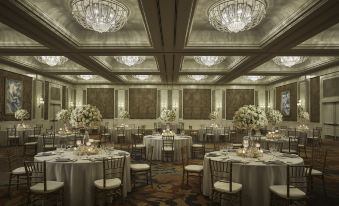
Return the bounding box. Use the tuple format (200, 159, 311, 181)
(87, 88, 114, 118)
(183, 89, 211, 119)
(179, 90, 183, 118)
(62, 86, 66, 109)
(222, 90, 226, 119)
(129, 88, 157, 119)
(44, 81, 49, 120)
(276, 82, 298, 121)
(310, 77, 320, 122)
(0, 69, 32, 121)
(323, 77, 339, 98)
(226, 89, 254, 120)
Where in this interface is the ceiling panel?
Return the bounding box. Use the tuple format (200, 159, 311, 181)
(178, 75, 221, 84)
(181, 56, 246, 72)
(59, 75, 110, 84)
(93, 56, 158, 72)
(228, 75, 283, 84)
(119, 75, 161, 83)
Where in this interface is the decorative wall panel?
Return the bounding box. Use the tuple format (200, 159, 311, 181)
(62, 86, 66, 109)
(276, 82, 298, 121)
(226, 89, 254, 120)
(183, 89, 211, 119)
(310, 77, 320, 122)
(87, 88, 114, 119)
(44, 81, 49, 120)
(179, 90, 183, 118)
(222, 91, 226, 119)
(114, 90, 118, 118)
(323, 77, 339, 98)
(0, 69, 32, 121)
(129, 88, 157, 119)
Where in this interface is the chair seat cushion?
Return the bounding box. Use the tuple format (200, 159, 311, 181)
(162, 146, 174, 151)
(307, 136, 319, 139)
(130, 163, 150, 171)
(269, 185, 306, 199)
(8, 136, 19, 139)
(184, 165, 203, 172)
(44, 144, 55, 148)
(311, 169, 323, 176)
(192, 144, 203, 148)
(214, 181, 242, 193)
(12, 167, 25, 175)
(30, 181, 64, 194)
(232, 143, 242, 148)
(134, 144, 146, 148)
(298, 144, 305, 147)
(25, 142, 38, 145)
(94, 178, 121, 190)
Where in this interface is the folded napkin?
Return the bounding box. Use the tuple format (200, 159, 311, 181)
(281, 153, 299, 158)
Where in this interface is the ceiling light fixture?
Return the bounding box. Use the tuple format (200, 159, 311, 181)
(246, 75, 264, 81)
(188, 75, 208, 81)
(114, 56, 146, 66)
(35, 56, 68, 66)
(78, 75, 95, 80)
(193, 56, 226, 67)
(208, 0, 267, 33)
(71, 0, 129, 33)
(273, 56, 307, 67)
(132, 75, 150, 81)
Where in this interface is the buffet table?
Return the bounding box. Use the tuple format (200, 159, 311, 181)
(34, 149, 131, 206)
(143, 135, 192, 161)
(203, 150, 303, 206)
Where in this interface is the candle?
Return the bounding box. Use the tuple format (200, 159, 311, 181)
(255, 143, 260, 148)
(76, 140, 82, 146)
(86, 142, 91, 146)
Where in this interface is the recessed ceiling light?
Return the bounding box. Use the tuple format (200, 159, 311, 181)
(132, 75, 150, 80)
(246, 76, 264, 81)
(273, 56, 307, 67)
(35, 56, 68, 66)
(114, 56, 146, 66)
(71, 0, 129, 33)
(78, 75, 95, 80)
(187, 75, 208, 81)
(208, 0, 267, 33)
(193, 56, 226, 67)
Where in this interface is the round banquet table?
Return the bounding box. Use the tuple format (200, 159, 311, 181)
(203, 150, 304, 206)
(143, 135, 192, 161)
(34, 149, 131, 206)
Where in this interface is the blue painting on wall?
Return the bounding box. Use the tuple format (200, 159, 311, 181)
(5, 78, 23, 114)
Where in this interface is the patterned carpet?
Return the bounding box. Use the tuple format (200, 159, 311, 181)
(1, 139, 339, 206)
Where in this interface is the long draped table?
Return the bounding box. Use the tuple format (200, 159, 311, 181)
(34, 149, 131, 206)
(143, 135, 192, 161)
(203, 150, 303, 206)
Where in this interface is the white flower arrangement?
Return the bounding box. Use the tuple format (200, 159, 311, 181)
(297, 105, 310, 123)
(70, 104, 102, 128)
(233, 105, 268, 130)
(118, 110, 130, 119)
(160, 109, 176, 122)
(209, 110, 220, 121)
(14, 109, 29, 121)
(56, 109, 72, 122)
(265, 108, 283, 125)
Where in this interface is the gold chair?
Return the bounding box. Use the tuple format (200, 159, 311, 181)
(42, 133, 56, 152)
(219, 127, 230, 143)
(23, 126, 40, 156)
(310, 148, 327, 196)
(209, 159, 242, 205)
(161, 135, 175, 162)
(130, 146, 154, 189)
(308, 128, 322, 146)
(181, 146, 203, 192)
(269, 165, 312, 206)
(116, 126, 126, 144)
(131, 127, 146, 160)
(282, 129, 298, 154)
(266, 141, 283, 152)
(94, 157, 126, 205)
(24, 161, 64, 206)
(205, 127, 215, 143)
(7, 128, 20, 146)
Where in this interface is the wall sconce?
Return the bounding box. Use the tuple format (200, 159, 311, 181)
(297, 99, 302, 106)
(69, 101, 75, 107)
(38, 97, 44, 108)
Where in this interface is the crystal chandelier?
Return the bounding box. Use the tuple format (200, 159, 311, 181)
(246, 75, 264, 81)
(114, 56, 146, 66)
(78, 75, 95, 80)
(71, 0, 129, 33)
(208, 0, 267, 33)
(273, 56, 307, 67)
(132, 75, 150, 81)
(35, 56, 68, 66)
(193, 56, 226, 67)
(188, 75, 208, 81)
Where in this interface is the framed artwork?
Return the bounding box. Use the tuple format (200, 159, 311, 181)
(5, 78, 23, 114)
(281, 90, 290, 116)
(50, 86, 61, 101)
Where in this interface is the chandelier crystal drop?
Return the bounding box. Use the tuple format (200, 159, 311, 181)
(78, 75, 95, 80)
(71, 0, 129, 33)
(273, 56, 307, 67)
(114, 56, 146, 66)
(188, 75, 208, 81)
(35, 56, 68, 66)
(208, 0, 267, 33)
(193, 56, 226, 67)
(246, 75, 264, 81)
(132, 75, 150, 81)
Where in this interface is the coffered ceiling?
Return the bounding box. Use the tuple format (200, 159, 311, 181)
(0, 0, 339, 86)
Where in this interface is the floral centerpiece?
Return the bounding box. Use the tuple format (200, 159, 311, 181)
(265, 108, 283, 127)
(56, 109, 72, 122)
(70, 104, 102, 128)
(297, 105, 310, 131)
(160, 109, 176, 122)
(209, 110, 221, 128)
(233, 105, 268, 132)
(74, 145, 99, 156)
(15, 109, 29, 126)
(118, 110, 130, 119)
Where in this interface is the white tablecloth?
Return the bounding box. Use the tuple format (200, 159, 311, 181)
(143, 135, 192, 161)
(203, 150, 304, 206)
(35, 149, 131, 206)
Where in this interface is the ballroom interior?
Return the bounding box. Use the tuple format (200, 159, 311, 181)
(0, 0, 339, 206)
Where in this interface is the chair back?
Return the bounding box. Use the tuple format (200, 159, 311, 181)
(102, 157, 126, 188)
(132, 131, 144, 147)
(311, 148, 327, 173)
(43, 133, 55, 148)
(6, 148, 23, 172)
(7, 128, 17, 137)
(287, 128, 297, 138)
(209, 159, 234, 192)
(117, 127, 125, 136)
(162, 135, 174, 151)
(24, 161, 47, 192)
(312, 128, 321, 138)
(287, 136, 298, 153)
(33, 126, 42, 136)
(286, 165, 312, 198)
(266, 141, 283, 152)
(205, 127, 213, 135)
